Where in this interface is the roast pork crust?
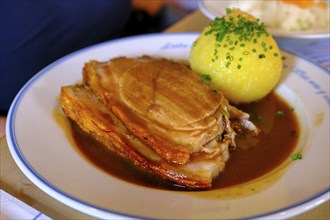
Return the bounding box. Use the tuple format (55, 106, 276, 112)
(61, 85, 228, 189)
(61, 56, 258, 189)
(82, 56, 231, 165)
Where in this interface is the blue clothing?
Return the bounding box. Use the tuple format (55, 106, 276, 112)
(0, 0, 131, 113)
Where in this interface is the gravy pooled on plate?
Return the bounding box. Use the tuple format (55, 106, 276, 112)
(69, 91, 299, 190)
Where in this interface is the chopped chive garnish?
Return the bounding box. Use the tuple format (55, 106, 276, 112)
(249, 113, 263, 121)
(291, 153, 303, 161)
(276, 110, 285, 116)
(226, 53, 231, 60)
(259, 54, 266, 59)
(212, 87, 219, 93)
(204, 8, 275, 68)
(201, 74, 212, 85)
(205, 8, 269, 55)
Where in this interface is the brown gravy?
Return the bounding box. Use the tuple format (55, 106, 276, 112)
(70, 92, 299, 190)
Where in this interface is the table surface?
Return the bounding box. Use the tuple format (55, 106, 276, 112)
(1, 10, 329, 219)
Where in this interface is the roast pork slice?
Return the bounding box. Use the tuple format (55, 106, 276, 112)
(61, 84, 230, 189)
(82, 56, 233, 165)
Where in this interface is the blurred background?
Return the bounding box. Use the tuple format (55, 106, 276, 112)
(122, 0, 198, 35)
(1, 0, 329, 136)
(0, 0, 199, 137)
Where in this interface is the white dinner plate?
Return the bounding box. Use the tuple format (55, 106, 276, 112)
(199, 0, 330, 38)
(6, 33, 330, 219)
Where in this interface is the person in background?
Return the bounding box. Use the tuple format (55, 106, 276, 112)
(0, 0, 132, 137)
(125, 0, 198, 35)
(0, 0, 198, 138)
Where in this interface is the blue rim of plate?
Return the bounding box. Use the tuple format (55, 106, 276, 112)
(6, 33, 330, 219)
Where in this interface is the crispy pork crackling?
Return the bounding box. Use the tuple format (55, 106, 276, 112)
(61, 56, 258, 189)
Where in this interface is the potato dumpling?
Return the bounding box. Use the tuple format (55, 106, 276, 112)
(190, 9, 282, 104)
